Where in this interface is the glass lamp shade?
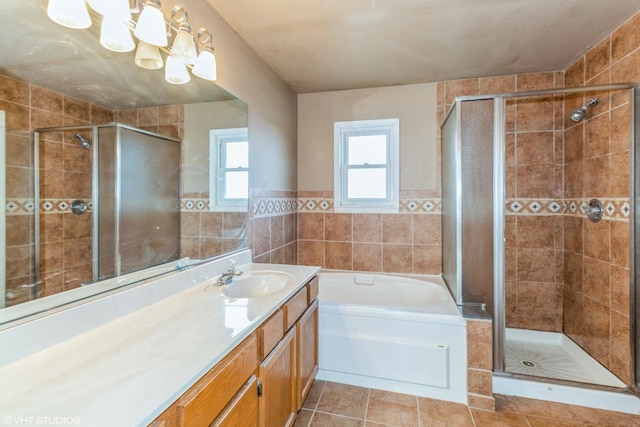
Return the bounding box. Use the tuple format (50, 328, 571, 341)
(192, 47, 217, 81)
(165, 55, 191, 84)
(100, 17, 135, 52)
(170, 23, 197, 65)
(135, 41, 164, 70)
(47, 0, 91, 29)
(133, 0, 168, 47)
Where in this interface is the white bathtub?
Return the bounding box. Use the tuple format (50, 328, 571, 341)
(317, 272, 467, 403)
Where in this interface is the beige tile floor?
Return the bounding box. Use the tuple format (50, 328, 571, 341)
(294, 380, 640, 427)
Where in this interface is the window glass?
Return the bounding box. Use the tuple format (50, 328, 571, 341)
(224, 141, 249, 168)
(347, 134, 387, 165)
(333, 118, 399, 213)
(224, 170, 248, 199)
(347, 169, 387, 199)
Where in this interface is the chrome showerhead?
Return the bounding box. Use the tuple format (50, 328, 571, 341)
(75, 133, 91, 149)
(570, 98, 598, 122)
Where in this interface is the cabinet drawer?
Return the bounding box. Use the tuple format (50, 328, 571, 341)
(284, 287, 308, 330)
(307, 276, 318, 303)
(258, 310, 284, 360)
(176, 334, 258, 427)
(211, 375, 259, 427)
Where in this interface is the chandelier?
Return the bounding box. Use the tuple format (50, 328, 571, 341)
(46, 0, 217, 84)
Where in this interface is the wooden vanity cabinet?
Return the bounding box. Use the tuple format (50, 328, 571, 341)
(296, 299, 318, 409)
(211, 375, 259, 427)
(258, 327, 297, 427)
(150, 276, 319, 427)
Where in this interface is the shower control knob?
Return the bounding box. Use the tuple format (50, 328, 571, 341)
(71, 199, 88, 215)
(584, 199, 603, 223)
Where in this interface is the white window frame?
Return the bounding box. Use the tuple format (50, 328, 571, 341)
(209, 127, 249, 212)
(334, 118, 399, 213)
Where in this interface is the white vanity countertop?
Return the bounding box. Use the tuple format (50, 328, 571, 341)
(0, 261, 320, 426)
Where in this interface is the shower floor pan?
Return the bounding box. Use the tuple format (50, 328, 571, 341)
(495, 328, 640, 414)
(504, 328, 624, 387)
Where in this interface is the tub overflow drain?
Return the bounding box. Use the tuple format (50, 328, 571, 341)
(520, 360, 537, 368)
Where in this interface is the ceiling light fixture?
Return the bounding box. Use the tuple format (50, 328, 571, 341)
(135, 40, 164, 70)
(46, 0, 218, 84)
(192, 29, 217, 81)
(133, 0, 168, 47)
(47, 0, 91, 29)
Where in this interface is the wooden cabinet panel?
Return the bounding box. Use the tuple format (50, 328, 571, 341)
(176, 335, 258, 427)
(296, 300, 318, 410)
(284, 287, 308, 330)
(211, 375, 259, 427)
(258, 309, 284, 360)
(258, 327, 297, 427)
(307, 276, 318, 303)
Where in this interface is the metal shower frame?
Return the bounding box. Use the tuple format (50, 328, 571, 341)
(444, 82, 639, 393)
(33, 122, 181, 296)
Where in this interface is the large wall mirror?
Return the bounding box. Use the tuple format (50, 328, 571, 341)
(0, 0, 248, 325)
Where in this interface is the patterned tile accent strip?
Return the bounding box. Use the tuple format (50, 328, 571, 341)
(297, 197, 442, 214)
(6, 198, 36, 215)
(506, 198, 630, 219)
(38, 199, 93, 214)
(180, 198, 210, 212)
(252, 197, 298, 219)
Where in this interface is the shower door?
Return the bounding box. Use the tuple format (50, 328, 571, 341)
(34, 123, 180, 293)
(441, 97, 504, 319)
(97, 125, 180, 279)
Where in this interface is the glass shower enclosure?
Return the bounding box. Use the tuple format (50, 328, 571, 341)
(34, 123, 180, 296)
(441, 83, 638, 396)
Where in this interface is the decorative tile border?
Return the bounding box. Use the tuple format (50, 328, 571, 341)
(39, 199, 93, 214)
(6, 198, 35, 215)
(506, 198, 630, 219)
(180, 198, 210, 212)
(297, 197, 442, 214)
(252, 197, 298, 219)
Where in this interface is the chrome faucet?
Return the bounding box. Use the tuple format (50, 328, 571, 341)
(216, 260, 243, 286)
(175, 257, 191, 271)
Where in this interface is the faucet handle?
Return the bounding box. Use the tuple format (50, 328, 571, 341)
(228, 260, 239, 272)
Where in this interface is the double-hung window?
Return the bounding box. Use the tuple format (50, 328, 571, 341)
(209, 127, 249, 211)
(334, 118, 399, 213)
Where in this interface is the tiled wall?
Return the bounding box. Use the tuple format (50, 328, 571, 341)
(437, 72, 567, 333)
(466, 318, 495, 411)
(435, 7, 639, 386)
(0, 73, 115, 305)
(249, 189, 297, 264)
(296, 191, 441, 273)
(559, 11, 639, 384)
(181, 207, 248, 260)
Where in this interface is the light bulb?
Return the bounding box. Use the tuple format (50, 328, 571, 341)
(133, 0, 168, 47)
(165, 55, 191, 84)
(192, 45, 217, 81)
(47, 0, 91, 29)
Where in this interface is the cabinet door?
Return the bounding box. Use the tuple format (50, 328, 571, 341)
(212, 375, 259, 427)
(259, 326, 297, 427)
(296, 300, 318, 410)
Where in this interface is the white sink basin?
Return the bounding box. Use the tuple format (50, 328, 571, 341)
(223, 270, 295, 298)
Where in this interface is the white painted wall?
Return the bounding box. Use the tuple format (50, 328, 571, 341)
(298, 83, 438, 192)
(178, 0, 298, 192)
